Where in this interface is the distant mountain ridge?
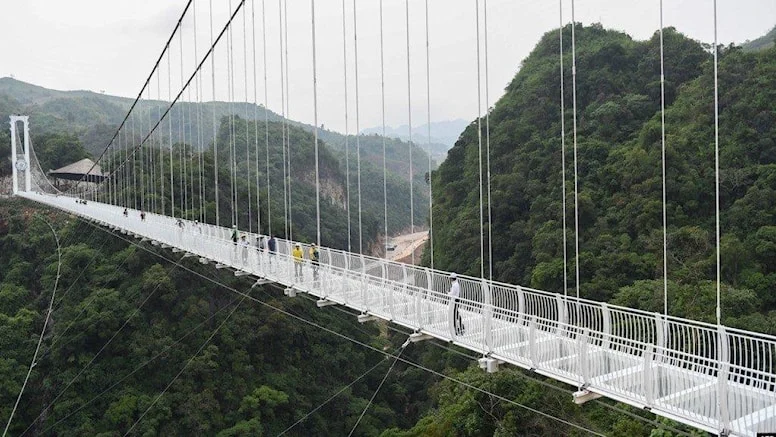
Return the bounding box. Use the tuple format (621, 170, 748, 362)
(360, 119, 467, 163)
(742, 25, 776, 52)
(0, 77, 429, 239)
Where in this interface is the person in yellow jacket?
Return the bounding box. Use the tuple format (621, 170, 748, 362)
(292, 243, 304, 280)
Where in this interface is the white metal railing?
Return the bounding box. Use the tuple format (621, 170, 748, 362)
(19, 192, 776, 437)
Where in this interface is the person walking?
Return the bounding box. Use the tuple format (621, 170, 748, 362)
(240, 235, 250, 264)
(292, 243, 304, 280)
(267, 236, 277, 271)
(231, 225, 239, 244)
(308, 243, 320, 281)
(448, 273, 465, 335)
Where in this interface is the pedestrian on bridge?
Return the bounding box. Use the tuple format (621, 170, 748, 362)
(309, 243, 320, 281)
(240, 235, 250, 264)
(231, 225, 239, 244)
(267, 236, 277, 270)
(448, 273, 465, 335)
(292, 243, 304, 280)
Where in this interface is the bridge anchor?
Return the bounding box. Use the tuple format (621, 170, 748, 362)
(316, 299, 337, 308)
(251, 278, 272, 288)
(573, 389, 602, 405)
(478, 357, 502, 373)
(357, 313, 378, 323)
(409, 332, 433, 343)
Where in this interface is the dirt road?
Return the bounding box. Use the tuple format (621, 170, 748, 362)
(387, 231, 428, 264)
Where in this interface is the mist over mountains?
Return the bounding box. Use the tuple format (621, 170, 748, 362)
(360, 118, 467, 162)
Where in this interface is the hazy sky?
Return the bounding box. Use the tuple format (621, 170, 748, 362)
(3, 0, 774, 134)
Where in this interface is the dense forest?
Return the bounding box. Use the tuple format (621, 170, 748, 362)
(2, 22, 775, 436)
(430, 24, 776, 334)
(0, 77, 432, 244)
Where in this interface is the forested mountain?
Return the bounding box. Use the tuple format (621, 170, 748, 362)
(743, 25, 776, 52)
(0, 77, 430, 241)
(0, 200, 422, 436)
(3, 22, 776, 437)
(429, 24, 776, 333)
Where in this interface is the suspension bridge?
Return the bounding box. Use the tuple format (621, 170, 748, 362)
(5, 0, 776, 435)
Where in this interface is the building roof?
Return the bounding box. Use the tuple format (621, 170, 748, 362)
(48, 158, 107, 182)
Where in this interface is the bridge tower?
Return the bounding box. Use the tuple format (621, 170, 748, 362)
(9, 115, 31, 194)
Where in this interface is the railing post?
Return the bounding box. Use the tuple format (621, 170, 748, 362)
(483, 280, 492, 353)
(359, 254, 366, 310)
(643, 344, 654, 407)
(528, 316, 538, 368)
(448, 292, 456, 339)
(422, 268, 432, 327)
(578, 329, 589, 385)
(654, 313, 665, 364)
(556, 294, 567, 337)
(601, 303, 611, 351)
(717, 325, 730, 434)
(517, 287, 525, 326)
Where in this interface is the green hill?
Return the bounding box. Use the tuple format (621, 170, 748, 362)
(0, 78, 429, 240)
(429, 24, 776, 332)
(743, 25, 776, 52)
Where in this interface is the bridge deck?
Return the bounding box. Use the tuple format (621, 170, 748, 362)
(21, 192, 776, 437)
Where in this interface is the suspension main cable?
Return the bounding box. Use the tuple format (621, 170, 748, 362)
(243, 1, 253, 233)
(2, 216, 61, 437)
(168, 48, 176, 217)
(353, 0, 363, 254)
(311, 0, 321, 246)
(69, 0, 195, 194)
(283, 0, 292, 241)
(179, 27, 188, 218)
(262, 0, 272, 236)
(40, 291, 242, 434)
(484, 0, 493, 281)
(475, 0, 485, 279)
(659, 0, 668, 317)
(559, 0, 568, 299)
(571, 0, 580, 309)
(277, 346, 403, 436)
(251, 0, 262, 235)
(380, 0, 388, 257)
(347, 343, 407, 436)
(99, 225, 606, 437)
(278, 0, 289, 238)
(210, 0, 220, 226)
(228, 0, 237, 227)
(424, 0, 434, 269)
(93, 0, 248, 222)
(19, 254, 186, 437)
(342, 0, 352, 253)
(712, 1, 726, 431)
(712, 0, 721, 327)
(193, 0, 205, 222)
(405, 0, 416, 264)
(124, 293, 249, 436)
(132, 111, 138, 211)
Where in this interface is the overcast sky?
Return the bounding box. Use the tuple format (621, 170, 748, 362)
(3, 0, 774, 134)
